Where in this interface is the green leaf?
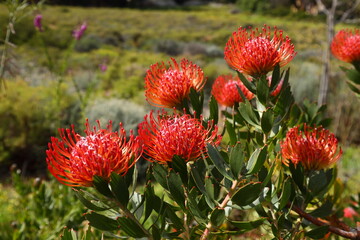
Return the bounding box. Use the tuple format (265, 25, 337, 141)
(225, 120, 237, 145)
(278, 178, 292, 210)
(167, 171, 186, 209)
(210, 208, 226, 227)
(230, 218, 266, 233)
(342, 66, 360, 84)
(152, 226, 161, 240)
(92, 175, 113, 198)
(229, 144, 244, 178)
(237, 71, 256, 93)
(308, 169, 333, 197)
(246, 146, 267, 175)
(289, 162, 305, 193)
(117, 216, 148, 238)
(270, 64, 281, 92)
(188, 187, 207, 220)
(261, 109, 274, 134)
(170, 155, 188, 186)
(305, 225, 329, 239)
(153, 163, 169, 190)
(232, 182, 262, 207)
(209, 95, 219, 124)
(73, 189, 109, 211)
(238, 102, 260, 128)
(346, 81, 360, 94)
(207, 144, 234, 181)
(273, 85, 294, 118)
(84, 212, 119, 231)
(110, 173, 129, 207)
(256, 76, 270, 106)
(189, 88, 203, 118)
(61, 228, 77, 240)
(310, 200, 333, 218)
(190, 163, 215, 208)
(164, 205, 184, 231)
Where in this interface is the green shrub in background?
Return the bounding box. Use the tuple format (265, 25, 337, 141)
(236, 0, 270, 13)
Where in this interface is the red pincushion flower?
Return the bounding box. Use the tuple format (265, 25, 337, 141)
(138, 111, 221, 164)
(224, 25, 296, 77)
(145, 58, 206, 108)
(280, 124, 342, 171)
(331, 29, 360, 65)
(343, 207, 358, 219)
(46, 120, 142, 187)
(211, 74, 254, 107)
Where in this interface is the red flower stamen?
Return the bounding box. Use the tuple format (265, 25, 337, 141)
(138, 111, 221, 164)
(46, 120, 142, 187)
(280, 124, 342, 171)
(224, 25, 296, 77)
(145, 58, 206, 108)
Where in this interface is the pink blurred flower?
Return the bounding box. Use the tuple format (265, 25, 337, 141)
(343, 207, 358, 219)
(73, 22, 87, 40)
(34, 14, 43, 32)
(99, 63, 107, 72)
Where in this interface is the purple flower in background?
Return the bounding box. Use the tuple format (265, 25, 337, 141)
(73, 22, 87, 40)
(34, 14, 43, 32)
(99, 63, 107, 72)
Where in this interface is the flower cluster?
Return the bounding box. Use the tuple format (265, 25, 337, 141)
(46, 120, 141, 187)
(224, 25, 296, 77)
(280, 124, 342, 171)
(138, 111, 222, 164)
(331, 29, 360, 66)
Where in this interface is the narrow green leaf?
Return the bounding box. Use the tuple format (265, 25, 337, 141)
(230, 218, 266, 232)
(207, 144, 234, 181)
(209, 95, 219, 124)
(270, 64, 281, 92)
(308, 169, 333, 197)
(73, 189, 109, 211)
(256, 76, 270, 106)
(274, 85, 294, 118)
(170, 155, 188, 186)
(164, 205, 184, 231)
(289, 162, 305, 193)
(189, 88, 203, 118)
(191, 164, 215, 208)
(342, 67, 360, 84)
(237, 71, 256, 93)
(117, 216, 147, 238)
(229, 144, 244, 178)
(85, 212, 119, 231)
(152, 226, 161, 240)
(246, 146, 267, 175)
(210, 208, 226, 227)
(188, 187, 207, 220)
(238, 102, 260, 127)
(225, 120, 237, 145)
(92, 175, 113, 198)
(278, 178, 292, 210)
(310, 200, 333, 218)
(232, 182, 262, 207)
(167, 171, 186, 209)
(110, 173, 129, 207)
(61, 228, 77, 240)
(346, 81, 360, 94)
(261, 109, 274, 134)
(153, 163, 169, 190)
(305, 225, 329, 239)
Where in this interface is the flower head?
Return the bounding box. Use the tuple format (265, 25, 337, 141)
(73, 22, 87, 40)
(331, 29, 360, 65)
(145, 58, 206, 108)
(343, 207, 358, 219)
(138, 111, 221, 164)
(34, 14, 43, 32)
(211, 74, 254, 107)
(280, 124, 342, 171)
(224, 25, 296, 77)
(46, 120, 142, 187)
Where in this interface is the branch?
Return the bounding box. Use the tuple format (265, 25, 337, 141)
(339, 0, 360, 23)
(315, 0, 330, 15)
(289, 204, 360, 239)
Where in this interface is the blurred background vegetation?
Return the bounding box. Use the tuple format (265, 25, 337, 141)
(0, 0, 359, 238)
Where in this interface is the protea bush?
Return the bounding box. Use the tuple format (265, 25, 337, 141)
(46, 25, 360, 240)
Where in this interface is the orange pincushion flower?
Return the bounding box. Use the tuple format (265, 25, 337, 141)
(224, 25, 296, 77)
(211, 74, 254, 107)
(280, 124, 342, 171)
(145, 58, 206, 108)
(138, 111, 221, 164)
(331, 29, 360, 65)
(46, 120, 142, 187)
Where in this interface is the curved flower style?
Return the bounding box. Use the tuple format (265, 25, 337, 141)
(138, 111, 222, 164)
(211, 74, 254, 107)
(46, 120, 142, 187)
(280, 124, 342, 171)
(145, 58, 206, 108)
(224, 25, 296, 77)
(331, 29, 360, 65)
